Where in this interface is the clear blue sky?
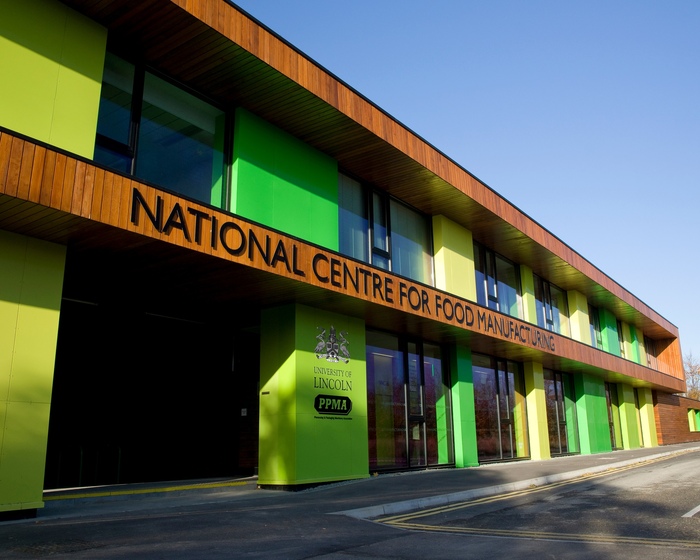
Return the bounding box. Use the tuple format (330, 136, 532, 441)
(233, 1, 700, 361)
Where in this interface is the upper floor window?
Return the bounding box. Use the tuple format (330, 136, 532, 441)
(473, 242, 522, 319)
(589, 305, 603, 348)
(644, 336, 658, 369)
(533, 275, 569, 335)
(617, 320, 626, 358)
(95, 52, 227, 208)
(338, 173, 434, 285)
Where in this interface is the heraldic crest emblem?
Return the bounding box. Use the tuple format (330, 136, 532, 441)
(314, 325, 350, 363)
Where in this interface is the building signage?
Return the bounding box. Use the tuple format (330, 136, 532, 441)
(130, 187, 556, 353)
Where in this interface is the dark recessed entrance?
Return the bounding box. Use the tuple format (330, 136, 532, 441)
(44, 246, 261, 489)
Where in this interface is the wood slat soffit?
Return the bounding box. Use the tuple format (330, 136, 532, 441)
(59, 0, 676, 338)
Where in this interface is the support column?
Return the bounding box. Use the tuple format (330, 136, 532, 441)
(599, 309, 621, 356)
(637, 387, 658, 447)
(617, 383, 641, 449)
(523, 362, 550, 461)
(520, 265, 537, 325)
(449, 345, 478, 467)
(573, 373, 612, 454)
(0, 231, 65, 514)
(258, 304, 368, 486)
(567, 290, 592, 345)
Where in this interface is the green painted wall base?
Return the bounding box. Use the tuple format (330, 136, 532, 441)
(573, 373, 612, 454)
(258, 304, 368, 486)
(449, 345, 478, 467)
(0, 230, 65, 513)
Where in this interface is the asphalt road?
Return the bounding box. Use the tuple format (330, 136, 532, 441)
(2, 448, 699, 559)
(375, 451, 700, 559)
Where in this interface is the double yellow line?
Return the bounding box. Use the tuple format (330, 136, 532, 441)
(379, 452, 700, 549)
(43, 479, 251, 501)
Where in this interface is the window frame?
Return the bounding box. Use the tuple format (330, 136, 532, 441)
(94, 51, 232, 209)
(338, 171, 434, 285)
(473, 241, 523, 319)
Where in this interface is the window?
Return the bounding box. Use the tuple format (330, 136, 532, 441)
(644, 336, 658, 369)
(366, 331, 453, 469)
(472, 353, 529, 461)
(338, 173, 434, 285)
(533, 275, 569, 335)
(544, 370, 579, 455)
(617, 320, 626, 359)
(474, 242, 522, 318)
(95, 53, 227, 208)
(338, 174, 369, 262)
(589, 305, 603, 348)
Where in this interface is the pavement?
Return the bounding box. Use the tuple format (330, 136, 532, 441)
(33, 441, 700, 523)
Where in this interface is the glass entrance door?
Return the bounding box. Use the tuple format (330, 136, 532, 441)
(605, 382, 623, 450)
(367, 332, 453, 470)
(407, 343, 426, 467)
(474, 354, 529, 462)
(544, 370, 579, 455)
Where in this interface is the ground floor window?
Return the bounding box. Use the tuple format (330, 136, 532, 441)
(605, 382, 623, 450)
(473, 354, 529, 462)
(544, 370, 579, 455)
(366, 331, 453, 470)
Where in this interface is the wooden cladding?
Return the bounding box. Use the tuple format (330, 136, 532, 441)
(0, 130, 686, 391)
(58, 0, 677, 339)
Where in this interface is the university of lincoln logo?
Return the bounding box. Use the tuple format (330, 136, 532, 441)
(314, 326, 350, 363)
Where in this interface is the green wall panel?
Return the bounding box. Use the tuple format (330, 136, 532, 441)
(259, 304, 368, 485)
(564, 386, 580, 454)
(232, 108, 339, 250)
(599, 308, 621, 357)
(0, 0, 106, 158)
(449, 345, 478, 467)
(0, 230, 66, 513)
(573, 373, 612, 454)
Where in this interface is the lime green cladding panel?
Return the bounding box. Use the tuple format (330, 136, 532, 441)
(449, 345, 478, 467)
(0, 0, 107, 159)
(636, 388, 658, 447)
(523, 362, 550, 460)
(259, 304, 368, 485)
(567, 290, 592, 345)
(0, 230, 66, 513)
(616, 383, 641, 450)
(573, 373, 612, 454)
(432, 216, 476, 301)
(231, 108, 339, 250)
(520, 265, 538, 325)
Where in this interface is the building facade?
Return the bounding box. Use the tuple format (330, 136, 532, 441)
(0, 0, 694, 516)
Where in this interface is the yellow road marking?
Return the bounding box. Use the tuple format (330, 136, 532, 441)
(387, 522, 700, 549)
(378, 451, 700, 548)
(43, 480, 250, 501)
(380, 453, 683, 524)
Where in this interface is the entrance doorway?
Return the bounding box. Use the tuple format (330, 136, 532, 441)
(544, 370, 579, 455)
(605, 382, 623, 450)
(45, 300, 260, 489)
(473, 353, 529, 462)
(366, 331, 453, 470)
